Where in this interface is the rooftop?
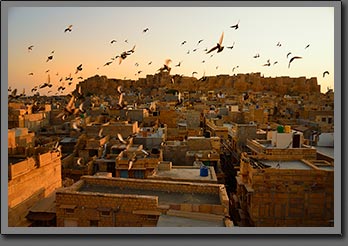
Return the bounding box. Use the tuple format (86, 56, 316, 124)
(157, 214, 225, 227)
(258, 160, 313, 170)
(315, 146, 334, 159)
(149, 166, 217, 183)
(78, 183, 221, 205)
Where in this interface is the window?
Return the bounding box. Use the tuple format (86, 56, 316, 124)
(90, 220, 99, 227)
(328, 117, 333, 124)
(134, 170, 144, 178)
(120, 170, 128, 178)
(321, 117, 326, 122)
(100, 211, 111, 216)
(60, 205, 76, 214)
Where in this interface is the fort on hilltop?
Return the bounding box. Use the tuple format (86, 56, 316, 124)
(77, 72, 320, 96)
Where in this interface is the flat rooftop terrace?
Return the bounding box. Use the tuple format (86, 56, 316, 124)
(258, 160, 313, 170)
(149, 167, 217, 183)
(78, 183, 221, 205)
(315, 146, 334, 159)
(256, 159, 333, 171)
(157, 214, 224, 227)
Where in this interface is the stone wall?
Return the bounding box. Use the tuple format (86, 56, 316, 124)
(8, 152, 62, 226)
(236, 159, 334, 226)
(55, 176, 229, 227)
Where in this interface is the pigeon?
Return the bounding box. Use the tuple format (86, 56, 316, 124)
(263, 59, 271, 66)
(253, 53, 260, 58)
(175, 61, 182, 67)
(75, 64, 83, 74)
(181, 41, 187, 46)
(104, 61, 113, 66)
(98, 128, 104, 138)
(158, 59, 172, 74)
(64, 24, 73, 32)
(143, 28, 149, 33)
(199, 71, 207, 81)
(288, 56, 302, 68)
(117, 133, 128, 144)
(46, 55, 53, 62)
(206, 32, 224, 54)
(28, 45, 34, 52)
(118, 45, 136, 64)
(286, 52, 292, 58)
(197, 39, 203, 45)
(305, 44, 310, 49)
(227, 42, 235, 49)
(110, 39, 117, 44)
(323, 71, 330, 77)
(230, 20, 240, 30)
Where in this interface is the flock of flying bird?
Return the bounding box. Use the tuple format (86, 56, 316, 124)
(9, 20, 331, 110)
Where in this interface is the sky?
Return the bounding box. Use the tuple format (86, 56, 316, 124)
(7, 6, 335, 95)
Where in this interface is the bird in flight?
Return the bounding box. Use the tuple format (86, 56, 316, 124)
(230, 20, 240, 29)
(28, 72, 34, 76)
(273, 61, 278, 65)
(28, 45, 34, 52)
(118, 45, 136, 64)
(323, 71, 330, 77)
(192, 71, 198, 77)
(104, 61, 113, 66)
(46, 55, 53, 62)
(276, 42, 282, 47)
(143, 28, 149, 33)
(148, 61, 152, 65)
(199, 71, 207, 82)
(110, 39, 117, 44)
(227, 42, 235, 49)
(175, 61, 182, 67)
(181, 41, 187, 46)
(288, 56, 302, 68)
(75, 64, 83, 74)
(263, 59, 271, 66)
(286, 52, 292, 58)
(232, 66, 239, 72)
(253, 53, 260, 58)
(64, 24, 73, 32)
(305, 44, 310, 49)
(197, 39, 204, 45)
(206, 32, 224, 54)
(158, 59, 172, 74)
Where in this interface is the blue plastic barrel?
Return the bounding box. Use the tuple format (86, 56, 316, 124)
(200, 165, 209, 177)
